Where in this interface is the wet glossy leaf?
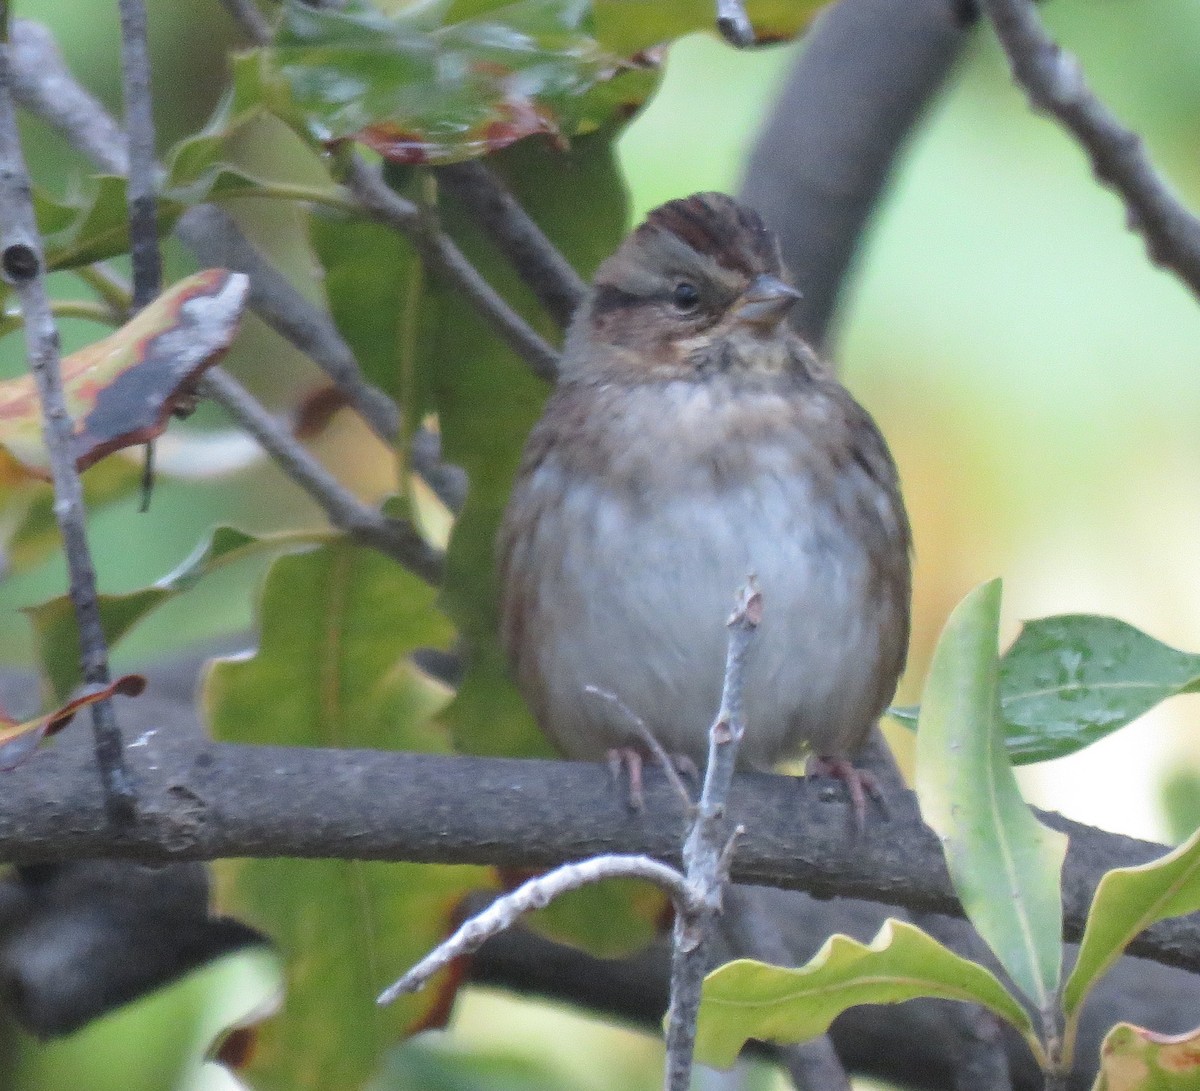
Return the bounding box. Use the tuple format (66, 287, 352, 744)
(914, 579, 1066, 1010)
(0, 674, 144, 769)
(695, 919, 1037, 1070)
(1063, 823, 1200, 1024)
(890, 615, 1200, 765)
(0, 269, 248, 480)
(203, 541, 487, 1091)
(1000, 615, 1200, 763)
(1093, 1023, 1200, 1090)
(26, 525, 321, 700)
(268, 0, 816, 165)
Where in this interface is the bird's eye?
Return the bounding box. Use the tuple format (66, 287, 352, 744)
(671, 281, 700, 313)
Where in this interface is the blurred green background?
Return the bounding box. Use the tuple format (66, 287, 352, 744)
(4, 0, 1200, 1087)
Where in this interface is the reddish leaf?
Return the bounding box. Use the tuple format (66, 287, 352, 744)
(0, 673, 146, 770)
(0, 269, 248, 479)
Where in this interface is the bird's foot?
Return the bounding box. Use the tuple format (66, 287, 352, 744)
(805, 755, 887, 834)
(607, 746, 698, 810)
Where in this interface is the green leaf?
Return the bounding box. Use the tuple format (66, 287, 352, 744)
(914, 579, 1067, 1011)
(203, 541, 484, 1091)
(309, 211, 429, 411)
(26, 525, 320, 700)
(1092, 1022, 1200, 1090)
(1161, 768, 1200, 846)
(695, 919, 1038, 1070)
(449, 0, 827, 56)
(890, 614, 1200, 765)
(432, 131, 625, 761)
(41, 176, 183, 271)
(1001, 615, 1200, 763)
(4, 456, 143, 574)
(1063, 823, 1200, 1024)
(377, 1038, 568, 1091)
(267, 0, 817, 164)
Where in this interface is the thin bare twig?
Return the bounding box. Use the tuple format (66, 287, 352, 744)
(377, 854, 690, 1005)
(116, 0, 161, 308)
(438, 160, 588, 329)
(0, 32, 134, 821)
(4, 24, 404, 449)
(8, 20, 127, 174)
(345, 154, 561, 382)
(982, 0, 1200, 302)
(199, 368, 444, 585)
(664, 581, 761, 1091)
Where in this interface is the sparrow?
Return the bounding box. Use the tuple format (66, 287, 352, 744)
(498, 192, 911, 820)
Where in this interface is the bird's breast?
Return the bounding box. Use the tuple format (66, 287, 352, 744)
(500, 378, 909, 768)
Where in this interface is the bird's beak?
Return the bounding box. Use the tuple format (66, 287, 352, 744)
(733, 274, 801, 331)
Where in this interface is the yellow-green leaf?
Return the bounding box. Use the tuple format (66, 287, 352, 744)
(915, 579, 1067, 1010)
(203, 541, 489, 1091)
(1064, 823, 1200, 1022)
(25, 526, 321, 701)
(695, 919, 1037, 1070)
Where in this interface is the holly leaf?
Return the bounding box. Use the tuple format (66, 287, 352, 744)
(202, 541, 489, 1091)
(695, 919, 1038, 1070)
(0, 269, 248, 481)
(1063, 823, 1200, 1027)
(267, 0, 818, 165)
(914, 579, 1067, 1011)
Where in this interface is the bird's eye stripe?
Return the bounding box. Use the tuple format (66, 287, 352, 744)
(672, 281, 700, 311)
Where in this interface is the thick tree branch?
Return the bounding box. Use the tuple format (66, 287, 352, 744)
(0, 28, 133, 821)
(982, 0, 1200, 303)
(3, 736, 1197, 981)
(217, 0, 272, 45)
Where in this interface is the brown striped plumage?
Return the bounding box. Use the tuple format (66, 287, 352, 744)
(499, 193, 911, 810)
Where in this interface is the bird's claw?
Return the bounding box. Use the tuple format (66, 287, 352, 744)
(805, 755, 887, 834)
